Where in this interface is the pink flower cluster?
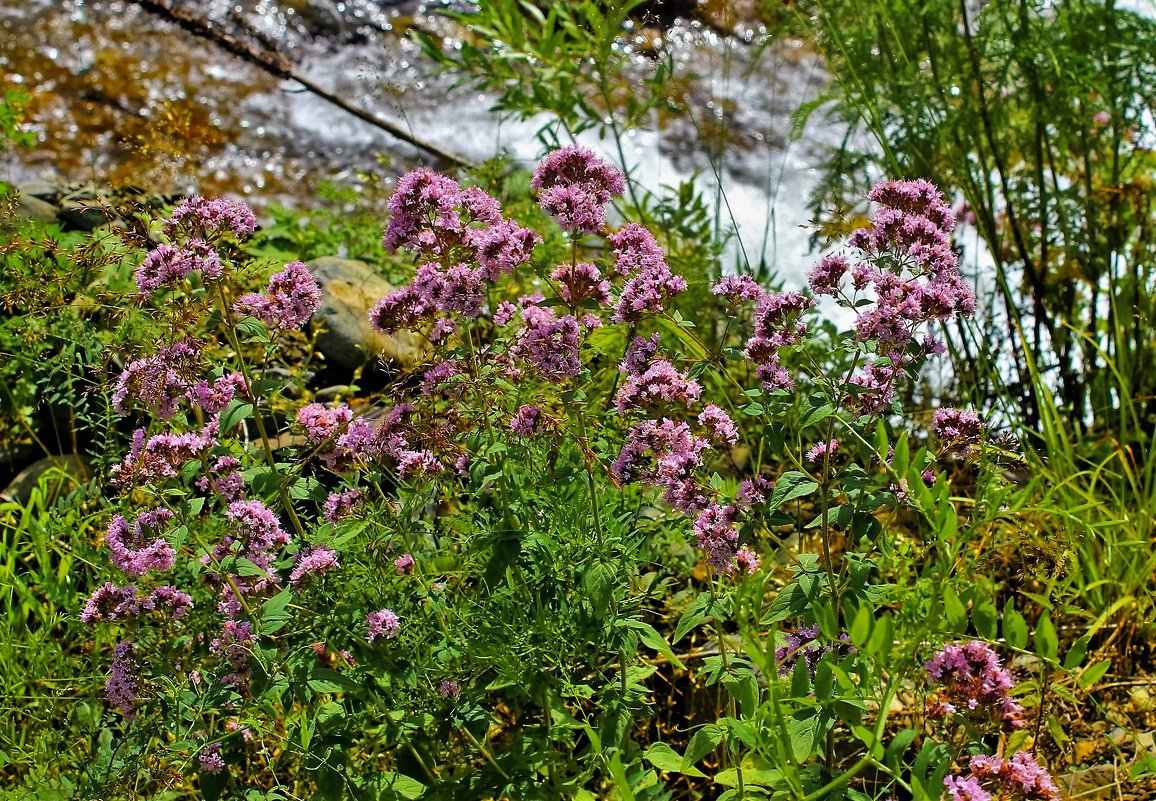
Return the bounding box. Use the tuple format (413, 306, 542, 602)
(932, 407, 984, 456)
(510, 404, 543, 437)
(111, 424, 216, 486)
(775, 625, 855, 677)
(511, 303, 582, 379)
(165, 195, 257, 240)
(531, 145, 626, 234)
(80, 581, 194, 623)
(615, 359, 702, 414)
(805, 439, 839, 464)
(925, 640, 1025, 728)
(289, 547, 340, 587)
(610, 224, 688, 322)
(112, 339, 201, 419)
(234, 261, 323, 331)
(945, 752, 1061, 801)
(106, 642, 141, 721)
(188, 372, 248, 414)
(372, 170, 540, 342)
(323, 487, 362, 523)
(105, 511, 176, 577)
(135, 241, 222, 294)
(611, 329, 755, 573)
(367, 608, 400, 643)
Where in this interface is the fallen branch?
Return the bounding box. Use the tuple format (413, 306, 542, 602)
(127, 0, 473, 168)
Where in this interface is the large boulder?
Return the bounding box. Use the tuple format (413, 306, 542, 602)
(306, 257, 425, 369)
(1, 454, 90, 506)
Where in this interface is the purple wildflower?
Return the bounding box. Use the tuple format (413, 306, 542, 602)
(925, 641, 1025, 728)
(775, 625, 854, 677)
(467, 220, 541, 280)
(233, 262, 322, 330)
(848, 359, 901, 416)
(106, 512, 175, 578)
(738, 475, 774, 507)
(510, 405, 543, 437)
(943, 775, 993, 801)
(552, 261, 611, 307)
(614, 360, 702, 414)
(609, 224, 687, 322)
(932, 407, 983, 456)
(805, 439, 839, 464)
(531, 146, 625, 233)
(289, 547, 340, 587)
(698, 404, 739, 445)
(712, 275, 765, 303)
(961, 752, 1060, 801)
(81, 582, 142, 624)
(394, 554, 415, 576)
(297, 403, 353, 444)
(439, 680, 461, 699)
(134, 241, 222, 294)
(807, 255, 850, 296)
(144, 585, 193, 617)
(165, 195, 256, 240)
(187, 372, 248, 414)
(323, 488, 362, 523)
(620, 333, 661, 375)
(111, 426, 214, 486)
(367, 608, 400, 643)
(733, 545, 762, 575)
(693, 503, 740, 571)
(614, 418, 710, 514)
(106, 641, 141, 720)
(112, 339, 201, 419)
(492, 300, 518, 326)
(512, 305, 581, 378)
(199, 743, 226, 774)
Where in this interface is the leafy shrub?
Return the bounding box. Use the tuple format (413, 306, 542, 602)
(62, 146, 1093, 801)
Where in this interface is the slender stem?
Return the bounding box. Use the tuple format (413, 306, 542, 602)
(215, 284, 307, 541)
(461, 725, 511, 781)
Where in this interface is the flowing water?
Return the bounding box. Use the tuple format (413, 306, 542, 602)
(1, 1, 842, 278)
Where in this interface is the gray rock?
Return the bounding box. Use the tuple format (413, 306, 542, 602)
(306, 257, 425, 369)
(1, 454, 91, 506)
(16, 193, 59, 225)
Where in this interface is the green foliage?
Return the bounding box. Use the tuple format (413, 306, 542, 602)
(798, 0, 1156, 439)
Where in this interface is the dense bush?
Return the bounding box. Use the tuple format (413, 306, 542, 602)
(50, 144, 1091, 801)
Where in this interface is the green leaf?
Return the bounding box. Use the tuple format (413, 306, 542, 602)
(234, 557, 271, 578)
(644, 742, 706, 777)
(628, 620, 685, 670)
(260, 588, 292, 634)
(219, 400, 254, 433)
(308, 668, 362, 695)
(1035, 612, 1058, 661)
(942, 585, 967, 633)
(673, 591, 714, 644)
(972, 601, 998, 641)
(288, 476, 327, 502)
(584, 561, 615, 617)
(1063, 634, 1091, 671)
(682, 724, 724, 770)
(360, 771, 427, 800)
(1078, 660, 1110, 689)
(767, 471, 819, 512)
(1003, 605, 1029, 650)
(849, 604, 873, 648)
(886, 728, 918, 761)
(787, 709, 830, 763)
(800, 398, 835, 429)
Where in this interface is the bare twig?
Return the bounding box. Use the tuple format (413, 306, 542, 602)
(126, 0, 473, 168)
